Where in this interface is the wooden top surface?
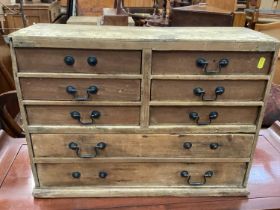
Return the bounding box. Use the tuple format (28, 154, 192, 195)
(9, 23, 280, 51)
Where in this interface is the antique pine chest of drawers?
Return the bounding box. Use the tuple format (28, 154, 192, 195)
(9, 24, 279, 197)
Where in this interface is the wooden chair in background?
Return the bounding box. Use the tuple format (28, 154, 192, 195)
(0, 38, 15, 94)
(0, 38, 22, 138)
(0, 90, 24, 138)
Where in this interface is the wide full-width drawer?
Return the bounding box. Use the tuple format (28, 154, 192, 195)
(20, 78, 141, 101)
(151, 80, 267, 102)
(32, 134, 254, 158)
(37, 162, 247, 187)
(15, 48, 142, 74)
(150, 106, 259, 125)
(152, 51, 272, 75)
(25, 105, 140, 126)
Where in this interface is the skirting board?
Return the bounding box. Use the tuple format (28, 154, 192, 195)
(33, 187, 249, 198)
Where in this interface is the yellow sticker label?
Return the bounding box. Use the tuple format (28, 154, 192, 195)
(257, 57, 266, 69)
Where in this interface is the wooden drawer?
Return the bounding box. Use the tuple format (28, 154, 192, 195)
(15, 48, 142, 74)
(20, 78, 141, 101)
(152, 51, 272, 75)
(151, 80, 267, 101)
(26, 105, 140, 126)
(150, 106, 259, 125)
(37, 162, 247, 187)
(32, 134, 254, 158)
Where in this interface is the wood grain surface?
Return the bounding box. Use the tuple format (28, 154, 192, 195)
(36, 162, 247, 187)
(9, 24, 280, 51)
(150, 106, 259, 125)
(152, 51, 273, 75)
(26, 105, 140, 126)
(31, 133, 254, 158)
(20, 78, 141, 101)
(151, 80, 267, 101)
(15, 48, 142, 74)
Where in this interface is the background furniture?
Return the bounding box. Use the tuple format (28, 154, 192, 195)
(76, 0, 154, 16)
(170, 4, 234, 26)
(0, 38, 14, 94)
(9, 24, 279, 197)
(0, 91, 23, 138)
(254, 20, 280, 127)
(3, 0, 60, 33)
(205, 0, 238, 12)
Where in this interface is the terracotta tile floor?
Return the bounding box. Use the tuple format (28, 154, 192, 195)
(0, 129, 280, 210)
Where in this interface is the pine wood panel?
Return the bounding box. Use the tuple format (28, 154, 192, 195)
(152, 51, 273, 75)
(37, 162, 247, 187)
(31, 133, 254, 158)
(20, 78, 141, 101)
(26, 105, 140, 126)
(9, 24, 279, 51)
(151, 80, 267, 101)
(15, 48, 142, 74)
(150, 106, 259, 125)
(28, 125, 257, 135)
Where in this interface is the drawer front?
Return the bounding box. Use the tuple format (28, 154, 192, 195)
(15, 48, 141, 74)
(150, 106, 259, 125)
(152, 51, 272, 75)
(32, 134, 254, 158)
(37, 162, 247, 187)
(151, 80, 266, 102)
(26, 106, 140, 126)
(20, 78, 141, 101)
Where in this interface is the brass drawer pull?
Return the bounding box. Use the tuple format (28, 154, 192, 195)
(68, 142, 107, 158)
(87, 56, 98, 66)
(193, 87, 225, 101)
(66, 85, 98, 101)
(64, 55, 75, 66)
(72, 171, 81, 179)
(70, 110, 101, 125)
(196, 58, 229, 74)
(180, 170, 213, 186)
(99, 171, 108, 179)
(183, 142, 221, 150)
(189, 111, 218, 125)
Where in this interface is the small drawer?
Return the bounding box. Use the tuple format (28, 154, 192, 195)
(32, 134, 254, 158)
(26, 105, 140, 126)
(152, 51, 272, 75)
(15, 48, 141, 74)
(37, 162, 247, 187)
(150, 106, 259, 125)
(20, 78, 141, 101)
(151, 80, 267, 102)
